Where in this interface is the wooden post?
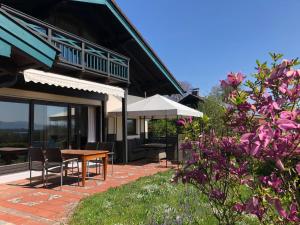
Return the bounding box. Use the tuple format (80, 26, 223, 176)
(29, 100, 34, 147)
(81, 42, 85, 71)
(122, 88, 128, 163)
(102, 99, 107, 142)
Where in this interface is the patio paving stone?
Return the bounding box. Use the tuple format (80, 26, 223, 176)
(0, 161, 173, 224)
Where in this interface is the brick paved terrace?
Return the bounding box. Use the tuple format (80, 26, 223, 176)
(0, 161, 173, 225)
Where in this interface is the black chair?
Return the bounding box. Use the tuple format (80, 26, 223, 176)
(44, 148, 79, 189)
(28, 147, 46, 186)
(86, 142, 115, 175)
(85, 142, 100, 176)
(98, 142, 115, 175)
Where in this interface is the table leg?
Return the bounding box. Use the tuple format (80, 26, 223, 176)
(102, 155, 108, 180)
(82, 157, 87, 187)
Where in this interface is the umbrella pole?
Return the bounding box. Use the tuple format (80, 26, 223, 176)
(165, 116, 168, 167)
(144, 116, 146, 143)
(176, 116, 179, 165)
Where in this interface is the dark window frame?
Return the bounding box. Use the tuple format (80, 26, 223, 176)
(0, 96, 101, 149)
(127, 119, 137, 136)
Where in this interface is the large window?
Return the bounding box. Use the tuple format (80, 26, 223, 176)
(0, 100, 29, 165)
(32, 104, 68, 148)
(127, 119, 137, 135)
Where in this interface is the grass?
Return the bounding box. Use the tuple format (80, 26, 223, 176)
(70, 170, 259, 225)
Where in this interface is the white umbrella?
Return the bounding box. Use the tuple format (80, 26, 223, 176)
(108, 94, 203, 119)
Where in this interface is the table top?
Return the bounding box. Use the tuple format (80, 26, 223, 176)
(0, 147, 28, 152)
(61, 149, 109, 156)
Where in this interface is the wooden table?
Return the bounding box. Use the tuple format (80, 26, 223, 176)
(61, 150, 109, 187)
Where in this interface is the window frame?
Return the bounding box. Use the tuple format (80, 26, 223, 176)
(127, 118, 137, 136)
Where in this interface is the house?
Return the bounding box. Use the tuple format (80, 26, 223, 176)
(179, 88, 203, 109)
(0, 0, 184, 175)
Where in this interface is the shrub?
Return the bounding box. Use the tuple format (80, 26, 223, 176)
(175, 54, 300, 225)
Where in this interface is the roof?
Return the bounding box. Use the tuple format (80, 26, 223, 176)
(71, 0, 185, 95)
(179, 94, 204, 104)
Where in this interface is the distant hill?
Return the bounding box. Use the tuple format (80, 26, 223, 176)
(0, 121, 28, 130)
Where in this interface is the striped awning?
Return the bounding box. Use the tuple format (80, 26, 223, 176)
(23, 69, 124, 98)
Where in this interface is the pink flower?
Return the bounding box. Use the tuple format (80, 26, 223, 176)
(280, 111, 297, 121)
(238, 102, 252, 111)
(177, 118, 186, 126)
(220, 72, 245, 88)
(275, 159, 285, 171)
(296, 164, 300, 175)
(287, 203, 300, 222)
(260, 173, 283, 192)
(274, 198, 287, 218)
(258, 125, 273, 148)
(209, 189, 225, 201)
(276, 119, 298, 130)
(245, 197, 264, 220)
(233, 203, 245, 213)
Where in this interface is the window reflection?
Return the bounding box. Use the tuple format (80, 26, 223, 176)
(0, 101, 29, 165)
(32, 104, 68, 148)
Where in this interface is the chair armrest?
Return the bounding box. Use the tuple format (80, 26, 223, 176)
(63, 158, 78, 163)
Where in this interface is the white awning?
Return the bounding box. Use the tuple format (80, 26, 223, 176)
(108, 94, 203, 119)
(23, 69, 125, 98)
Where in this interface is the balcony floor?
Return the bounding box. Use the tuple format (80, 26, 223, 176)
(0, 161, 174, 225)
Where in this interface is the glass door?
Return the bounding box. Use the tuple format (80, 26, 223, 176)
(32, 104, 68, 148)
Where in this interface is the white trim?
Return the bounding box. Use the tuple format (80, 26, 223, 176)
(23, 69, 125, 98)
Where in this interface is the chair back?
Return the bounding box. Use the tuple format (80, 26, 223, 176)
(45, 148, 63, 163)
(98, 142, 114, 153)
(28, 147, 45, 162)
(85, 142, 99, 150)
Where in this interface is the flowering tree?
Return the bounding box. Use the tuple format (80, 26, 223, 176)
(175, 54, 300, 224)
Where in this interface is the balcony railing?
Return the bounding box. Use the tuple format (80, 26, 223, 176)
(1, 5, 130, 82)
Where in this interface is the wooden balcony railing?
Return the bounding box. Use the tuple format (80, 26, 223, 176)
(1, 5, 130, 82)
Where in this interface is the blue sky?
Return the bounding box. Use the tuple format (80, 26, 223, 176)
(116, 0, 300, 96)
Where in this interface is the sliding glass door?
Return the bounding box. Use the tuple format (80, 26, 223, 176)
(32, 104, 68, 148)
(0, 100, 29, 166)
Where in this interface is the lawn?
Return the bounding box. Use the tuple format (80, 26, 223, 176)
(70, 170, 259, 225)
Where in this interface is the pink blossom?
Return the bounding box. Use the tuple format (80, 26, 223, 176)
(220, 72, 244, 88)
(209, 189, 225, 201)
(287, 203, 300, 222)
(275, 159, 285, 171)
(296, 164, 300, 175)
(258, 125, 273, 148)
(277, 119, 299, 130)
(260, 173, 283, 192)
(274, 199, 288, 218)
(280, 111, 297, 120)
(233, 203, 245, 213)
(245, 197, 264, 220)
(177, 118, 186, 126)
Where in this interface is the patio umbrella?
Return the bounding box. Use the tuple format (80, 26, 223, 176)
(108, 94, 203, 119)
(108, 94, 203, 163)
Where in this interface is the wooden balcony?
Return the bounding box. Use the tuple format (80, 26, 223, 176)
(1, 5, 130, 83)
